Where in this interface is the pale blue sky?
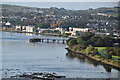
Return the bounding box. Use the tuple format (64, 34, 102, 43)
(2, 2, 118, 10)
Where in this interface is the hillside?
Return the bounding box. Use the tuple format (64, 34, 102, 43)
(1, 4, 118, 17)
(2, 4, 37, 10)
(93, 7, 118, 17)
(1, 4, 119, 33)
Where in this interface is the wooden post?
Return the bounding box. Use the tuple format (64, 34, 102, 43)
(52, 39, 55, 43)
(57, 40, 59, 43)
(47, 39, 49, 43)
(42, 39, 44, 42)
(62, 39, 65, 44)
(39, 39, 41, 42)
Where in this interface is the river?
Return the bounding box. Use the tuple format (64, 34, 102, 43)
(0, 31, 118, 78)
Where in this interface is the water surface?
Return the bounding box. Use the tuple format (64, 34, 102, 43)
(1, 32, 118, 78)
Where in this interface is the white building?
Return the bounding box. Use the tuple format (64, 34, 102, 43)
(15, 26, 22, 31)
(62, 16, 69, 19)
(70, 27, 89, 32)
(68, 27, 89, 36)
(5, 22, 11, 27)
(97, 13, 110, 17)
(55, 27, 65, 34)
(25, 26, 34, 32)
(15, 26, 34, 32)
(22, 26, 26, 32)
(55, 27, 89, 36)
(6, 22, 11, 25)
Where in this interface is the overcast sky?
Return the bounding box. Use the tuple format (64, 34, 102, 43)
(1, 0, 120, 2)
(1, 0, 119, 10)
(2, 2, 118, 10)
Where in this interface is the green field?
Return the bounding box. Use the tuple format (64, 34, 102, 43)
(112, 56, 120, 60)
(95, 47, 120, 60)
(95, 47, 106, 52)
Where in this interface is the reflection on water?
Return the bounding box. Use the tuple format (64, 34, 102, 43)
(24, 33, 33, 36)
(66, 52, 113, 72)
(1, 32, 118, 78)
(103, 65, 112, 72)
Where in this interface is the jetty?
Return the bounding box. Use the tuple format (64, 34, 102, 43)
(29, 38, 67, 44)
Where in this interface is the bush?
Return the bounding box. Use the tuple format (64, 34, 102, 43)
(85, 46, 94, 54)
(105, 53, 112, 59)
(92, 49, 99, 56)
(67, 38, 78, 46)
(85, 47, 99, 56)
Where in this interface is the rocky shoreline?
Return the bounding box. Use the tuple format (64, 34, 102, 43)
(11, 72, 65, 80)
(1, 78, 119, 80)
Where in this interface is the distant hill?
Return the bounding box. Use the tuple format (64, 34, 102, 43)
(1, 4, 119, 33)
(2, 4, 37, 10)
(92, 7, 118, 17)
(2, 4, 118, 17)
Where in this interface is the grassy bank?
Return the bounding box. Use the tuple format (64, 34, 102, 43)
(66, 32, 120, 70)
(66, 47, 120, 71)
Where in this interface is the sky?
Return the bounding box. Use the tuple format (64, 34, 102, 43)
(2, 2, 118, 10)
(1, 0, 120, 2)
(1, 0, 119, 10)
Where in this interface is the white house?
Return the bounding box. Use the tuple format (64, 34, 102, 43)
(71, 27, 89, 32)
(15, 25, 34, 32)
(5, 22, 11, 27)
(6, 22, 11, 25)
(68, 27, 89, 36)
(15, 26, 22, 31)
(55, 27, 65, 34)
(25, 26, 34, 32)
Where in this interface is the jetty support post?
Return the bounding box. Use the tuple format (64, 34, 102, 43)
(47, 39, 49, 43)
(57, 40, 59, 43)
(42, 39, 44, 42)
(39, 39, 41, 42)
(52, 39, 56, 43)
(62, 39, 65, 44)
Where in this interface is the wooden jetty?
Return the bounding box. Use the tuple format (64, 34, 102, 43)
(29, 38, 67, 44)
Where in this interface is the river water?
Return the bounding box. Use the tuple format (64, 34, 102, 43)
(0, 31, 118, 78)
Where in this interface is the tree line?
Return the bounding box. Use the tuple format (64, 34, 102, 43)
(66, 32, 120, 58)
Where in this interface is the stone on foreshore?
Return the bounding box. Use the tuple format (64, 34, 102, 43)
(11, 72, 66, 80)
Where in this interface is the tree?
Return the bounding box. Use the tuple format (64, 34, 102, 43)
(114, 47, 120, 56)
(85, 46, 98, 56)
(106, 47, 120, 56)
(67, 38, 78, 46)
(39, 22, 50, 28)
(87, 35, 101, 46)
(81, 32, 94, 41)
(95, 38, 104, 47)
(76, 32, 95, 46)
(101, 36, 115, 47)
(76, 37, 86, 46)
(92, 49, 99, 56)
